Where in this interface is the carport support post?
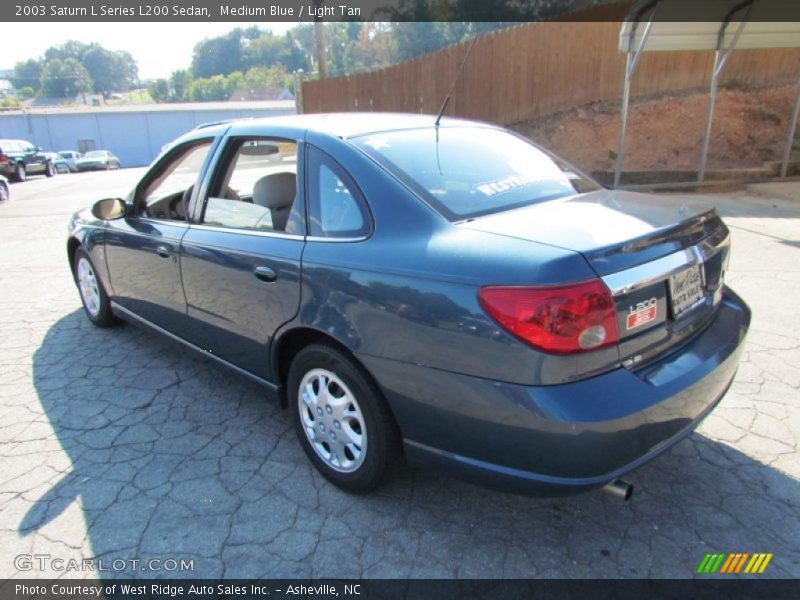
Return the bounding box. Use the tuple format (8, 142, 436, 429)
(698, 14, 751, 183)
(614, 16, 654, 189)
(781, 75, 800, 177)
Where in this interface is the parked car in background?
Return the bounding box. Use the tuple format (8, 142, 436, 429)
(0, 175, 9, 204)
(75, 150, 121, 171)
(57, 150, 84, 172)
(45, 152, 70, 174)
(67, 114, 750, 497)
(0, 139, 55, 181)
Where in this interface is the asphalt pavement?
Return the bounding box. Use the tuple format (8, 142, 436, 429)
(1, 170, 798, 578)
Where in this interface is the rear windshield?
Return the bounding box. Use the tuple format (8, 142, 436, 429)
(352, 127, 600, 221)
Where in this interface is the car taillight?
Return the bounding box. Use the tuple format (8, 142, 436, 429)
(478, 279, 619, 354)
(0, 155, 7, 164)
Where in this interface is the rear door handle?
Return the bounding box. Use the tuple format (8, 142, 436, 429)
(156, 244, 171, 258)
(254, 265, 277, 283)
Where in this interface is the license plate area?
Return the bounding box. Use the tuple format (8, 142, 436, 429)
(668, 264, 706, 318)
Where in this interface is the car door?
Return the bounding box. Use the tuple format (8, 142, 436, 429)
(104, 138, 216, 333)
(23, 142, 45, 174)
(179, 130, 306, 379)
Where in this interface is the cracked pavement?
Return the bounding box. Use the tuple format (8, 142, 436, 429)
(1, 171, 798, 579)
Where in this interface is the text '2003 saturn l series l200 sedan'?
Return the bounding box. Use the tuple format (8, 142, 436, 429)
(67, 114, 750, 498)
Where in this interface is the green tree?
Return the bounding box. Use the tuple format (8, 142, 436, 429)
(148, 79, 170, 102)
(191, 29, 248, 78)
(187, 74, 235, 101)
(44, 40, 89, 63)
(82, 45, 137, 92)
(40, 58, 92, 97)
(170, 69, 192, 101)
(242, 66, 291, 89)
(13, 59, 42, 92)
(17, 86, 35, 99)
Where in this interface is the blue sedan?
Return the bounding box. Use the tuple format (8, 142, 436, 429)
(67, 114, 750, 496)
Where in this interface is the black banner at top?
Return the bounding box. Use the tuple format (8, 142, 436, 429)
(4, 0, 800, 23)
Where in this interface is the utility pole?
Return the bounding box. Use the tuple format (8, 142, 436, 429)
(314, 0, 328, 78)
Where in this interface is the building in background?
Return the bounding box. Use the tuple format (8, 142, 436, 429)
(0, 101, 295, 167)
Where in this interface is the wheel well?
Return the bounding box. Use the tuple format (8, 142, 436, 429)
(275, 328, 350, 384)
(67, 238, 80, 273)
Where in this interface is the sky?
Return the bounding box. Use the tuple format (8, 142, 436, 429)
(3, 22, 299, 80)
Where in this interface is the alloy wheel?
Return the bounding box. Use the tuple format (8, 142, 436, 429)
(76, 257, 101, 317)
(297, 368, 367, 473)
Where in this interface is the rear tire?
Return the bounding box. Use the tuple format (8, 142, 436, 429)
(288, 344, 401, 493)
(45, 161, 55, 177)
(73, 247, 117, 327)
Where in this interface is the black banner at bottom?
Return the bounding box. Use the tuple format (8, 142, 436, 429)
(2, 579, 800, 600)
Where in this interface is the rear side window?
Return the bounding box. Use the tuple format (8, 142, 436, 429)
(353, 127, 600, 221)
(306, 146, 370, 239)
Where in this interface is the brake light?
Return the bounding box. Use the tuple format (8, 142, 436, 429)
(0, 155, 7, 164)
(478, 280, 619, 354)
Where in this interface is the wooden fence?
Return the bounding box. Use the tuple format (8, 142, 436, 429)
(300, 22, 800, 125)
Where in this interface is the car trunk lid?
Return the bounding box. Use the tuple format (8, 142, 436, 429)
(461, 189, 730, 367)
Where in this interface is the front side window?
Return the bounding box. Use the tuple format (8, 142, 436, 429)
(140, 140, 213, 221)
(353, 127, 601, 221)
(203, 138, 303, 235)
(307, 146, 370, 239)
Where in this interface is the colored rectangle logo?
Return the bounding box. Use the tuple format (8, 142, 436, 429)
(697, 552, 773, 575)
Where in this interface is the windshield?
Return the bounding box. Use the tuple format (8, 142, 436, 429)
(85, 151, 106, 158)
(353, 127, 600, 221)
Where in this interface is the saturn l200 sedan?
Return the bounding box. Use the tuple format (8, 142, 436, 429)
(67, 114, 750, 497)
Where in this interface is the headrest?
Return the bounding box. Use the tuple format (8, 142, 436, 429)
(252, 172, 296, 209)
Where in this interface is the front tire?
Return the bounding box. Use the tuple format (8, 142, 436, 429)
(73, 247, 117, 327)
(14, 164, 26, 182)
(288, 344, 401, 493)
(45, 161, 55, 177)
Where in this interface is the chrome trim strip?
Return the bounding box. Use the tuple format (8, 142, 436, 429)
(603, 232, 730, 296)
(110, 302, 280, 392)
(187, 223, 305, 240)
(305, 235, 369, 243)
(184, 225, 368, 243)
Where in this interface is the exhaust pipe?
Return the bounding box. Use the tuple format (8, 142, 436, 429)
(603, 478, 633, 501)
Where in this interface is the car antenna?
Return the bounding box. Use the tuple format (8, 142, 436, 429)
(434, 34, 478, 128)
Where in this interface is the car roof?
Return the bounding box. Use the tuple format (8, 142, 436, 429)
(190, 112, 499, 141)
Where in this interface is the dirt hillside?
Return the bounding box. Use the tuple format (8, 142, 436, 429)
(513, 84, 798, 175)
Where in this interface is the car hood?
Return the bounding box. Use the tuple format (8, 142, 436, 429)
(459, 189, 723, 276)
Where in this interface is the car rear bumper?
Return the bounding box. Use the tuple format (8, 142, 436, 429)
(360, 287, 750, 495)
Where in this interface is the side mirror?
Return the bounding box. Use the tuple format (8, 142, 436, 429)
(36, 147, 43, 152)
(91, 197, 126, 220)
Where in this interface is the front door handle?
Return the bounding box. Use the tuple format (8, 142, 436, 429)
(156, 244, 171, 258)
(254, 265, 277, 283)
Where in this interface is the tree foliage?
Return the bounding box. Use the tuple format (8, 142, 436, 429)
(14, 40, 138, 98)
(185, 22, 513, 83)
(40, 58, 92, 97)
